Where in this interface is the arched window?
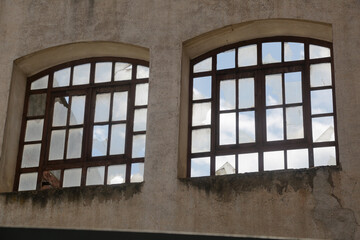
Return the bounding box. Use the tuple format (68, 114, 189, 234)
(188, 37, 338, 177)
(15, 57, 149, 191)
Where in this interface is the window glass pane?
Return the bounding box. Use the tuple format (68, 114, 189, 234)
(220, 113, 236, 145)
(192, 102, 211, 126)
(21, 144, 41, 168)
(220, 80, 236, 110)
(73, 64, 90, 85)
(52, 97, 69, 126)
(31, 75, 48, 90)
(191, 128, 210, 153)
(63, 168, 81, 188)
(131, 163, 144, 183)
(49, 130, 66, 160)
(86, 166, 105, 186)
(217, 49, 235, 70)
(238, 77, 254, 109)
(311, 89, 333, 114)
(262, 42, 281, 64)
(94, 93, 111, 123)
(132, 134, 146, 158)
(266, 108, 284, 141)
(136, 66, 149, 79)
(18, 172, 38, 191)
(114, 62, 132, 81)
(193, 76, 211, 100)
(238, 153, 258, 173)
(310, 63, 332, 87)
(92, 125, 108, 157)
(238, 45, 257, 67)
(312, 116, 335, 142)
(25, 119, 44, 142)
(266, 74, 282, 106)
(27, 94, 46, 117)
(284, 42, 304, 61)
(238, 111, 255, 143)
(66, 128, 83, 159)
(134, 109, 147, 131)
(107, 164, 126, 184)
(286, 106, 304, 139)
(112, 91, 128, 121)
(314, 147, 336, 167)
(215, 155, 235, 175)
(310, 45, 331, 59)
(135, 83, 149, 106)
(287, 149, 308, 169)
(194, 57, 212, 73)
(191, 157, 210, 177)
(70, 95, 86, 125)
(95, 62, 112, 83)
(285, 72, 302, 104)
(53, 68, 70, 87)
(110, 124, 126, 155)
(264, 151, 284, 171)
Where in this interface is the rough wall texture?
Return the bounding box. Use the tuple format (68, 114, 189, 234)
(0, 0, 359, 239)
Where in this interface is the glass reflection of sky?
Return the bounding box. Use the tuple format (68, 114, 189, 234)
(264, 151, 284, 171)
(312, 117, 335, 142)
(92, 125, 108, 157)
(314, 147, 336, 166)
(217, 49, 235, 70)
(287, 149, 308, 169)
(311, 89, 333, 114)
(238, 153, 258, 173)
(310, 45, 331, 59)
(262, 42, 281, 64)
(131, 163, 144, 183)
(191, 157, 210, 177)
(220, 80, 236, 110)
(193, 76, 211, 100)
(266, 74, 282, 106)
(285, 72, 302, 104)
(284, 42, 304, 62)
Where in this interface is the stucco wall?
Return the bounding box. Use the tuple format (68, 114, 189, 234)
(0, 0, 359, 239)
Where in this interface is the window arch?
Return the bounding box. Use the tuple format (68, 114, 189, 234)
(15, 57, 149, 191)
(188, 37, 338, 177)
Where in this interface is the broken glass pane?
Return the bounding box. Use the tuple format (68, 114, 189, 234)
(18, 172, 38, 191)
(135, 83, 149, 106)
(73, 64, 90, 85)
(92, 125, 108, 157)
(220, 113, 236, 145)
(310, 45, 331, 59)
(132, 134, 146, 158)
(114, 62, 132, 81)
(310, 63, 332, 87)
(311, 89, 333, 114)
(192, 102, 211, 126)
(285, 72, 302, 104)
(238, 111, 255, 143)
(112, 91, 128, 121)
(217, 49, 235, 70)
(266, 74, 282, 106)
(21, 144, 41, 168)
(191, 157, 210, 177)
(220, 80, 236, 110)
(133, 108, 147, 131)
(70, 95, 86, 125)
(314, 146, 336, 167)
(53, 68, 70, 87)
(31, 75, 48, 90)
(191, 128, 210, 153)
(25, 119, 44, 142)
(107, 164, 126, 184)
(63, 168, 81, 187)
(86, 166, 105, 186)
(194, 57, 212, 73)
(286, 106, 304, 139)
(52, 97, 69, 126)
(238, 153, 258, 173)
(136, 65, 149, 79)
(94, 93, 111, 123)
(110, 124, 126, 155)
(27, 94, 46, 117)
(266, 108, 284, 141)
(193, 76, 211, 100)
(238, 78, 254, 109)
(95, 62, 112, 83)
(284, 42, 304, 62)
(287, 149, 308, 169)
(66, 128, 83, 159)
(264, 151, 284, 171)
(262, 42, 281, 64)
(131, 163, 144, 183)
(49, 130, 66, 160)
(312, 116, 335, 142)
(238, 45, 257, 67)
(215, 155, 236, 176)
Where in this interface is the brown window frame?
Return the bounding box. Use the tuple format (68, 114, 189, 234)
(188, 36, 339, 177)
(14, 57, 149, 191)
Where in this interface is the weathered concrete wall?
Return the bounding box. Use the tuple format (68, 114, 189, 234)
(0, 0, 359, 239)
